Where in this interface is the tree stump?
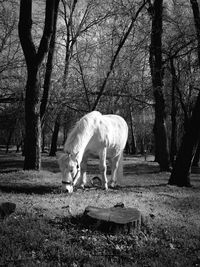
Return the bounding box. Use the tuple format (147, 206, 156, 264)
(84, 203, 141, 234)
(91, 176, 102, 188)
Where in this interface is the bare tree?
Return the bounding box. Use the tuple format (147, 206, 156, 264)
(40, 0, 60, 123)
(168, 0, 200, 186)
(49, 114, 60, 156)
(149, 0, 170, 171)
(18, 0, 59, 170)
(92, 0, 148, 110)
(169, 57, 178, 166)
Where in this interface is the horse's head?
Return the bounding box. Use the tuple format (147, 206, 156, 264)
(58, 153, 80, 193)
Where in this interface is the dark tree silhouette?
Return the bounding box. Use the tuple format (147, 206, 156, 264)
(49, 115, 60, 157)
(168, 0, 200, 186)
(40, 0, 60, 124)
(169, 57, 178, 166)
(149, 0, 170, 171)
(18, 0, 59, 170)
(192, 142, 200, 167)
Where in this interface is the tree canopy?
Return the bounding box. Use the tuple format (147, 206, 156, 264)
(0, 0, 200, 183)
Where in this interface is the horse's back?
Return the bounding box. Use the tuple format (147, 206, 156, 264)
(101, 114, 128, 146)
(84, 112, 128, 157)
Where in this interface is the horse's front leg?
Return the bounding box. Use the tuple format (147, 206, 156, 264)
(110, 154, 120, 188)
(99, 148, 108, 190)
(80, 157, 87, 189)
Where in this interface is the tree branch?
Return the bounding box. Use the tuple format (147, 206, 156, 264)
(18, 0, 36, 68)
(40, 0, 60, 122)
(91, 0, 148, 110)
(36, 0, 56, 66)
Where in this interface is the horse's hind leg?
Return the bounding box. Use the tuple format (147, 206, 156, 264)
(99, 148, 108, 190)
(110, 154, 121, 188)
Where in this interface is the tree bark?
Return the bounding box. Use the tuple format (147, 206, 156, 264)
(168, 0, 200, 186)
(84, 204, 141, 234)
(40, 0, 60, 124)
(49, 115, 60, 156)
(18, 0, 59, 170)
(42, 129, 46, 153)
(128, 104, 137, 154)
(23, 69, 41, 169)
(168, 92, 200, 186)
(169, 58, 177, 166)
(61, 0, 78, 89)
(192, 142, 200, 167)
(149, 0, 170, 171)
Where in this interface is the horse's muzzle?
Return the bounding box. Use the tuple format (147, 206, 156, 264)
(62, 181, 73, 193)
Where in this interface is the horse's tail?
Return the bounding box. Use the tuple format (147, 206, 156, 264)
(117, 151, 124, 182)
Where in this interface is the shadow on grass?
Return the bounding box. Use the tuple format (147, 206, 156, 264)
(48, 212, 139, 235)
(0, 158, 24, 172)
(0, 184, 60, 195)
(84, 162, 160, 176)
(0, 181, 170, 196)
(107, 183, 169, 194)
(124, 163, 160, 174)
(0, 153, 60, 173)
(0, 152, 161, 175)
(41, 159, 60, 173)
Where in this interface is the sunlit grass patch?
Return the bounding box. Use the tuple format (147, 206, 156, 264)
(0, 153, 200, 266)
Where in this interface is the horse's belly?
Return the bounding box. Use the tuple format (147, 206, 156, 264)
(84, 143, 118, 159)
(84, 124, 127, 159)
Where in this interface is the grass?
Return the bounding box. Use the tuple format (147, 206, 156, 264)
(0, 152, 200, 266)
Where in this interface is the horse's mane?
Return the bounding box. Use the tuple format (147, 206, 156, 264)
(64, 111, 102, 154)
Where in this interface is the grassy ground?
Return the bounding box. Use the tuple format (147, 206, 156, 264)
(0, 152, 200, 266)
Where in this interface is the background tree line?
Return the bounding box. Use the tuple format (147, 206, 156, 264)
(0, 0, 200, 186)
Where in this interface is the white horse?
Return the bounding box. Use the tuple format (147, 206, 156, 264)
(58, 111, 128, 193)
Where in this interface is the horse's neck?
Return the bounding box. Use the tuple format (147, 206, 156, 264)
(66, 124, 94, 163)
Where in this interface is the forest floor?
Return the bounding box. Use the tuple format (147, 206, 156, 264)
(0, 151, 200, 266)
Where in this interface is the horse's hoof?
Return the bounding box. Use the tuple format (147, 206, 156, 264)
(104, 184, 108, 191)
(91, 176, 102, 187)
(110, 182, 116, 188)
(80, 184, 85, 190)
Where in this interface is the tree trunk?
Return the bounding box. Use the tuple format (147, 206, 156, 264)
(23, 70, 41, 169)
(40, 0, 60, 124)
(129, 104, 137, 154)
(6, 126, 15, 153)
(84, 204, 141, 234)
(16, 139, 23, 153)
(170, 58, 177, 166)
(18, 0, 59, 170)
(169, 0, 200, 186)
(192, 142, 200, 167)
(49, 116, 60, 156)
(168, 93, 200, 186)
(149, 0, 170, 171)
(140, 138, 145, 155)
(42, 129, 46, 153)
